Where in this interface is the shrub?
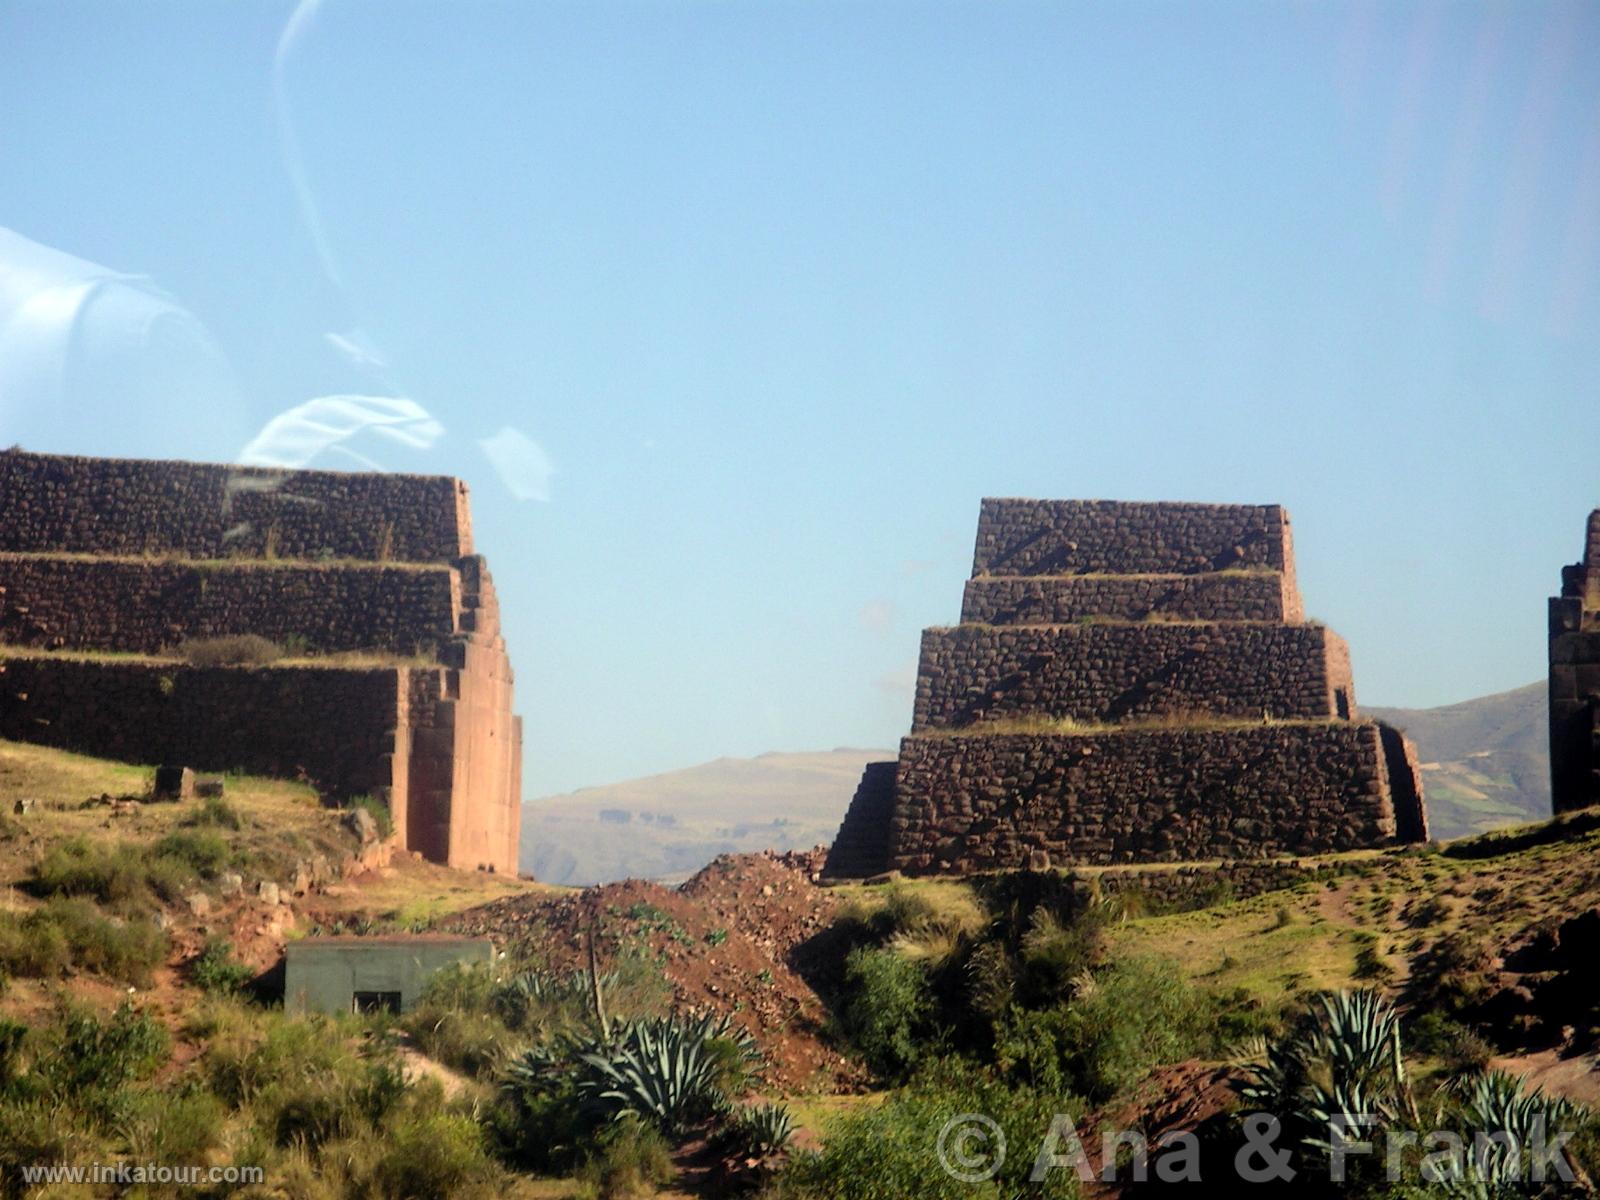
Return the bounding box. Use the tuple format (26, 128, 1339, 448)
(1018, 905, 1106, 1003)
(836, 945, 932, 1081)
(181, 796, 245, 831)
(1407, 1011, 1494, 1075)
(0, 898, 166, 984)
(577, 1116, 674, 1199)
(1049, 956, 1215, 1102)
(30, 837, 148, 905)
(204, 1011, 365, 1108)
(505, 1013, 754, 1140)
(0, 1018, 26, 1093)
(781, 1065, 1081, 1200)
(191, 937, 254, 995)
(122, 1086, 225, 1162)
(152, 829, 230, 877)
(405, 1004, 515, 1081)
(31, 1002, 170, 1129)
(371, 1111, 497, 1200)
(175, 634, 283, 666)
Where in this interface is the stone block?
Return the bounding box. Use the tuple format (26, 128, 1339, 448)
(152, 765, 194, 802)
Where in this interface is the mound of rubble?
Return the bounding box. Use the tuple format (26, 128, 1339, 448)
(444, 848, 862, 1090)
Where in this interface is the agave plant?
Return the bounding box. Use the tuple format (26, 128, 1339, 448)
(1426, 1070, 1584, 1194)
(1238, 990, 1418, 1159)
(727, 1102, 795, 1158)
(505, 1012, 758, 1139)
(573, 1014, 747, 1136)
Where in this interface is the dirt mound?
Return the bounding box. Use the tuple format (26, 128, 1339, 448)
(444, 849, 862, 1091)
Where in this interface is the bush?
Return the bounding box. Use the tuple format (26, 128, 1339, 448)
(122, 1086, 225, 1162)
(191, 937, 254, 994)
(577, 1116, 674, 1199)
(1044, 956, 1215, 1102)
(782, 1065, 1081, 1200)
(370, 1111, 497, 1200)
(1408, 1011, 1494, 1075)
(181, 796, 245, 831)
(31, 1002, 170, 1129)
(30, 837, 148, 905)
(836, 946, 932, 1081)
(152, 829, 230, 877)
(175, 634, 283, 666)
(405, 1005, 514, 1081)
(0, 898, 167, 984)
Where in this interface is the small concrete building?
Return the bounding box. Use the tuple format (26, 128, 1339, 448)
(284, 935, 493, 1016)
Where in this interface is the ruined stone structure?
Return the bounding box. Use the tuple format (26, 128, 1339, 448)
(0, 450, 522, 874)
(825, 499, 1427, 877)
(1549, 509, 1600, 814)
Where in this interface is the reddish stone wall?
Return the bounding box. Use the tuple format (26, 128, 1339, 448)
(971, 499, 1293, 577)
(0, 450, 471, 562)
(960, 571, 1301, 625)
(0, 554, 458, 655)
(888, 723, 1399, 873)
(912, 623, 1352, 729)
(0, 652, 402, 797)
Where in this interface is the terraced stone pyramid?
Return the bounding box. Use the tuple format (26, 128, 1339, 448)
(825, 499, 1428, 878)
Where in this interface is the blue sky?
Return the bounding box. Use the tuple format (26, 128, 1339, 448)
(1, 1, 1596, 796)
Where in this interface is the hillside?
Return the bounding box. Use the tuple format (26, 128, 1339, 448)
(520, 748, 892, 884)
(1367, 681, 1549, 839)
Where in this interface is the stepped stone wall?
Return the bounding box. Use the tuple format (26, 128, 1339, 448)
(0, 554, 458, 656)
(0, 654, 402, 798)
(0, 451, 520, 875)
(824, 496, 1425, 880)
(960, 571, 1301, 625)
(912, 622, 1353, 729)
(890, 725, 1397, 871)
(0, 450, 471, 562)
(972, 499, 1294, 578)
(1549, 509, 1600, 814)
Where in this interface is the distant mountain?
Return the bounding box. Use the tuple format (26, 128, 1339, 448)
(1366, 682, 1549, 841)
(520, 748, 892, 885)
(522, 685, 1555, 883)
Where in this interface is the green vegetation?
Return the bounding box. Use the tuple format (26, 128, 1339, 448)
(190, 936, 255, 994)
(0, 897, 166, 984)
(174, 633, 285, 666)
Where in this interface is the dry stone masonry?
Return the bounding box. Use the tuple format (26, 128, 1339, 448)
(0, 450, 521, 875)
(1549, 509, 1600, 814)
(825, 498, 1428, 877)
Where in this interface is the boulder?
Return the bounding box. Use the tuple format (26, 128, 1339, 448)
(257, 880, 281, 907)
(343, 805, 380, 845)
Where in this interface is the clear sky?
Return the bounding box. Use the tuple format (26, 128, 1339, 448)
(1, 1, 1596, 796)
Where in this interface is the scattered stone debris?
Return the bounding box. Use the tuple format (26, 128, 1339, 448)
(196, 776, 226, 799)
(11, 798, 34, 816)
